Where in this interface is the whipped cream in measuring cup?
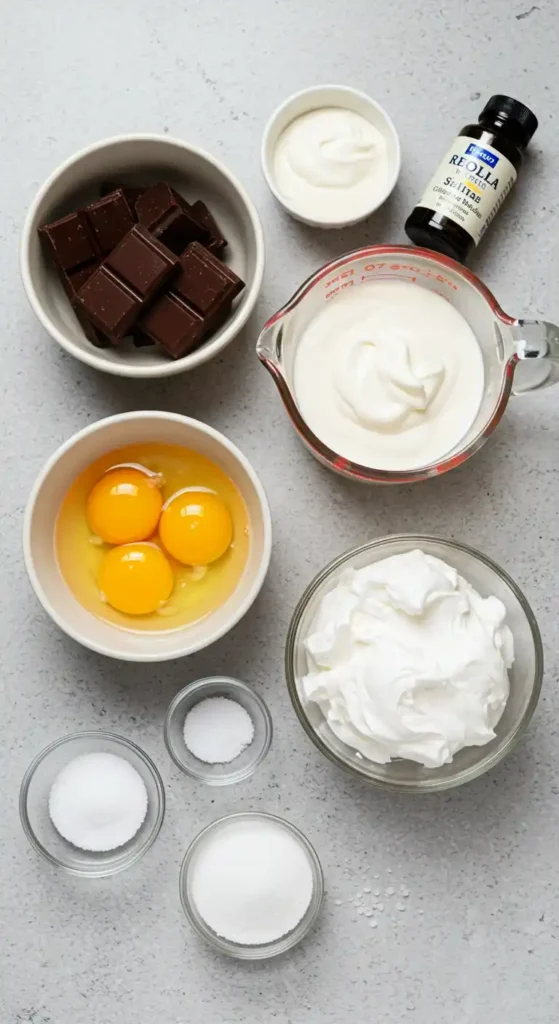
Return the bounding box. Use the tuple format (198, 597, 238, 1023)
(273, 107, 389, 223)
(302, 550, 514, 768)
(293, 279, 484, 471)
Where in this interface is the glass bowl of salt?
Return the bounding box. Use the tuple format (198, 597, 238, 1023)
(19, 731, 165, 876)
(164, 676, 272, 785)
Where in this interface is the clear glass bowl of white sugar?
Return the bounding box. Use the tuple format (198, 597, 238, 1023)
(180, 812, 324, 959)
(164, 676, 273, 785)
(19, 731, 165, 876)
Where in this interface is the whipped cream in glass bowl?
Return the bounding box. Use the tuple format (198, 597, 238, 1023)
(286, 536, 542, 792)
(262, 86, 400, 228)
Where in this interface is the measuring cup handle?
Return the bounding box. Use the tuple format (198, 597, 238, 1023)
(506, 319, 559, 394)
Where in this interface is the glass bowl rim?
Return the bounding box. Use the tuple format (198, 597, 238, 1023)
(179, 810, 324, 959)
(163, 676, 273, 785)
(285, 533, 544, 793)
(19, 729, 166, 874)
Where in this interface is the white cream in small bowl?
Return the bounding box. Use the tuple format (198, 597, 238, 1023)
(262, 86, 400, 228)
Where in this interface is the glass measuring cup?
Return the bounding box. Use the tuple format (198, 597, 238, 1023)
(256, 245, 559, 483)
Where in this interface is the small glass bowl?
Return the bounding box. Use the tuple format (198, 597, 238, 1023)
(164, 676, 273, 785)
(286, 535, 544, 793)
(179, 811, 324, 959)
(19, 731, 165, 876)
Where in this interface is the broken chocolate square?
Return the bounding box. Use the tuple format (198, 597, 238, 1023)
(75, 224, 179, 341)
(39, 211, 98, 272)
(135, 182, 210, 254)
(174, 241, 244, 316)
(84, 190, 135, 255)
(190, 200, 228, 257)
(100, 182, 147, 211)
(139, 293, 206, 358)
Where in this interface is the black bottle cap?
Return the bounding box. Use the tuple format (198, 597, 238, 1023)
(479, 95, 538, 146)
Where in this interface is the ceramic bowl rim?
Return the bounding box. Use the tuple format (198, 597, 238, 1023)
(261, 84, 401, 227)
(20, 133, 265, 378)
(22, 411, 273, 662)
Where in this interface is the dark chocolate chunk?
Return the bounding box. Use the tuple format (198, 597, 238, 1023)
(190, 200, 228, 257)
(39, 211, 98, 272)
(132, 330, 155, 347)
(58, 262, 109, 348)
(100, 182, 147, 210)
(139, 293, 206, 358)
(175, 241, 244, 316)
(75, 225, 179, 341)
(137, 241, 244, 359)
(76, 267, 141, 340)
(84, 190, 135, 255)
(135, 183, 210, 254)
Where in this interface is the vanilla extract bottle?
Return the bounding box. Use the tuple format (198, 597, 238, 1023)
(405, 95, 538, 263)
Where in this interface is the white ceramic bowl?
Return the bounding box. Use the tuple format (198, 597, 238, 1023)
(261, 85, 401, 228)
(20, 134, 265, 378)
(23, 412, 272, 661)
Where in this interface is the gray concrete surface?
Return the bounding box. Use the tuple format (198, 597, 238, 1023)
(2, 1, 558, 1022)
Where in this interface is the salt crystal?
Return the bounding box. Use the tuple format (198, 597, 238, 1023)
(386, 887, 395, 896)
(365, 909, 373, 918)
(334, 899, 342, 906)
(396, 902, 406, 912)
(376, 903, 384, 912)
(364, 886, 371, 893)
(369, 919, 378, 929)
(374, 888, 381, 896)
(183, 696, 254, 764)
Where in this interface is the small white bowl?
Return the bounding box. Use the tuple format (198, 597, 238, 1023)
(20, 134, 265, 378)
(23, 411, 272, 662)
(261, 85, 401, 229)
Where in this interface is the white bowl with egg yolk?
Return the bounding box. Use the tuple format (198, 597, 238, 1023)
(23, 412, 272, 661)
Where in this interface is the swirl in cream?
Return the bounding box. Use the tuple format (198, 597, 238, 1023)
(293, 280, 485, 471)
(273, 107, 388, 221)
(302, 550, 513, 768)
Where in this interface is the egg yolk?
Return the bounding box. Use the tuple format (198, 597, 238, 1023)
(159, 489, 233, 566)
(98, 543, 174, 615)
(86, 468, 162, 545)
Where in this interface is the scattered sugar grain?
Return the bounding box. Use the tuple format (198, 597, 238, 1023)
(374, 888, 381, 896)
(397, 902, 406, 912)
(386, 887, 395, 896)
(369, 919, 378, 929)
(364, 886, 371, 893)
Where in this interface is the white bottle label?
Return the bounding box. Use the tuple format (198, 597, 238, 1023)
(417, 136, 517, 245)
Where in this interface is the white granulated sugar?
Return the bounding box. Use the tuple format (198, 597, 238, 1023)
(370, 919, 378, 929)
(183, 697, 254, 764)
(49, 752, 148, 852)
(386, 886, 395, 896)
(190, 818, 314, 945)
